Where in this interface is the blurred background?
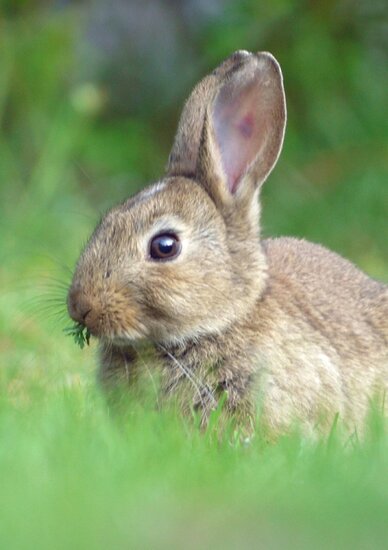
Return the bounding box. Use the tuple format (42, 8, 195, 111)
(0, 0, 387, 370)
(0, 3, 387, 548)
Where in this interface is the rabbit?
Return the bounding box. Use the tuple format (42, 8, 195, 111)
(67, 50, 388, 438)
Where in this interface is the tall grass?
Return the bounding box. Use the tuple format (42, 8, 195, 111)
(0, 378, 387, 549)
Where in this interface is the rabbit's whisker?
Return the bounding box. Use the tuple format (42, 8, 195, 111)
(156, 343, 217, 411)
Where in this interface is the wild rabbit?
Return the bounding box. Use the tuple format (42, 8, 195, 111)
(68, 51, 388, 437)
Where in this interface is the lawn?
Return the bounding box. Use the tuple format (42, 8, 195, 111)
(0, 4, 387, 549)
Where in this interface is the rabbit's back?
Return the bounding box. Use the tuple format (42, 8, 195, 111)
(262, 237, 388, 343)
(255, 237, 388, 434)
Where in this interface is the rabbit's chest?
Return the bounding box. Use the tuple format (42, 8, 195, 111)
(157, 338, 259, 421)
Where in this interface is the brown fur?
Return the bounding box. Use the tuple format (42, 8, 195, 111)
(68, 51, 388, 438)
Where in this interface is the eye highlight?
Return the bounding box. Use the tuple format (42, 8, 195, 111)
(149, 233, 181, 261)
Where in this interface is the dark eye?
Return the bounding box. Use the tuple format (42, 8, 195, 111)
(149, 233, 181, 261)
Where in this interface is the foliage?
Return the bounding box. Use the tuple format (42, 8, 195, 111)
(64, 323, 91, 349)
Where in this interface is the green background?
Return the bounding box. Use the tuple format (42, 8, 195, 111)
(0, 1, 387, 548)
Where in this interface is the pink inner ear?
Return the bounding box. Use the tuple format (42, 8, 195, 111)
(213, 79, 268, 193)
(237, 113, 255, 139)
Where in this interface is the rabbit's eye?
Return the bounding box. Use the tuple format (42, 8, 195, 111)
(149, 233, 181, 261)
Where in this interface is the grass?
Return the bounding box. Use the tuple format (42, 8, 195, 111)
(0, 5, 387, 549)
(0, 363, 387, 549)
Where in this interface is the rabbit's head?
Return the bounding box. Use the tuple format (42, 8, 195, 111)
(68, 51, 286, 345)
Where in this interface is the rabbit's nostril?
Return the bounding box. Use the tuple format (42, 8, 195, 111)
(67, 287, 103, 336)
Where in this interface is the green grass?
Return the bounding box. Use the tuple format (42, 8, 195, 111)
(0, 360, 387, 549)
(0, 4, 387, 549)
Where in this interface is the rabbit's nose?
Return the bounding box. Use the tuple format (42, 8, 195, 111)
(67, 287, 98, 332)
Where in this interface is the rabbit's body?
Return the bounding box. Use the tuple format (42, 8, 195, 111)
(68, 51, 387, 437)
(98, 232, 387, 436)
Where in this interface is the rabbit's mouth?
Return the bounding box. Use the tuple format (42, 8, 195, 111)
(67, 277, 148, 341)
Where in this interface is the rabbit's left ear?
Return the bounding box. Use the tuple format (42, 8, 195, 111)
(198, 52, 286, 200)
(167, 50, 253, 179)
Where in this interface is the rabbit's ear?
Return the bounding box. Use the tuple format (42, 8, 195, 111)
(167, 51, 252, 178)
(199, 52, 286, 200)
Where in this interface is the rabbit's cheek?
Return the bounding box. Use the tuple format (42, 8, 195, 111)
(97, 286, 147, 340)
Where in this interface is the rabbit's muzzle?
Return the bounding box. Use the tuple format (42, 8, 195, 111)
(67, 286, 102, 336)
(67, 280, 146, 341)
